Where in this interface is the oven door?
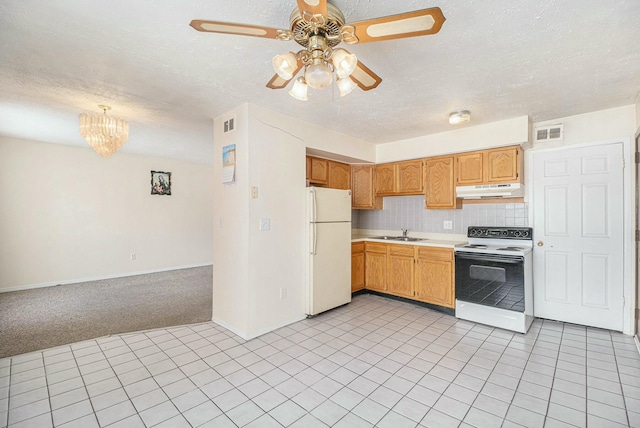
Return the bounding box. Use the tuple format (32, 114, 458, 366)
(455, 251, 525, 312)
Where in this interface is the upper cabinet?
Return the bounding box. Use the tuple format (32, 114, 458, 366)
(455, 145, 522, 186)
(306, 156, 351, 190)
(375, 160, 423, 196)
(307, 156, 328, 185)
(352, 164, 382, 210)
(424, 156, 461, 210)
(328, 160, 351, 190)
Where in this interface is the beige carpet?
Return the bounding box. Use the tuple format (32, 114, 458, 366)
(0, 266, 213, 358)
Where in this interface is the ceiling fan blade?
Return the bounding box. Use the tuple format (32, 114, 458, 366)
(345, 7, 445, 44)
(349, 59, 382, 91)
(296, 0, 327, 20)
(266, 58, 304, 90)
(190, 20, 288, 40)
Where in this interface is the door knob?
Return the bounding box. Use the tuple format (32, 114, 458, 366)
(537, 241, 544, 247)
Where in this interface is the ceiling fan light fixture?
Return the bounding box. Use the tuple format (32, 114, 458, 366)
(79, 105, 129, 157)
(272, 52, 298, 80)
(304, 60, 333, 90)
(337, 76, 358, 97)
(289, 77, 308, 101)
(331, 49, 357, 79)
(449, 110, 471, 125)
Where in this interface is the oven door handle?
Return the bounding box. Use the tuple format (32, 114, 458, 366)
(455, 252, 524, 264)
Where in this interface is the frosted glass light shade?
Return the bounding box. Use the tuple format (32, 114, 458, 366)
(79, 108, 129, 157)
(331, 49, 357, 79)
(449, 110, 471, 125)
(337, 76, 357, 97)
(305, 62, 333, 89)
(272, 52, 297, 80)
(289, 77, 308, 101)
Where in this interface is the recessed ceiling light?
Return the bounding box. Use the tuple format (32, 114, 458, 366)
(449, 110, 471, 125)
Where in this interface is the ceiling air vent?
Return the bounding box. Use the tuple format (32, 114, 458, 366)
(534, 124, 563, 143)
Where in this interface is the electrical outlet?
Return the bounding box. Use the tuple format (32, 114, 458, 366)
(130, 253, 136, 261)
(260, 218, 271, 231)
(280, 288, 287, 300)
(250, 187, 258, 199)
(443, 221, 453, 230)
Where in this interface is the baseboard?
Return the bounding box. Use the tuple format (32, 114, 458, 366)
(0, 263, 213, 293)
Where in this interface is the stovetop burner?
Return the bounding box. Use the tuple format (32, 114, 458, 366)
(497, 247, 525, 251)
(463, 244, 488, 249)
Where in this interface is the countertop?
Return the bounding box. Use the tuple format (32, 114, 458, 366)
(351, 230, 467, 249)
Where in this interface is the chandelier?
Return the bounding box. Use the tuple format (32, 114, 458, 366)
(272, 34, 358, 101)
(79, 105, 129, 157)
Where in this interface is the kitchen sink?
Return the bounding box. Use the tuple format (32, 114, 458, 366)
(370, 236, 428, 242)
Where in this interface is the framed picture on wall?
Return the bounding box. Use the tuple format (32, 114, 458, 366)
(151, 171, 171, 195)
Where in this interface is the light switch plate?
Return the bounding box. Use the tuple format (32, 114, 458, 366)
(260, 218, 270, 231)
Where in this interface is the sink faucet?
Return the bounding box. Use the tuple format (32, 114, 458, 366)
(401, 228, 408, 238)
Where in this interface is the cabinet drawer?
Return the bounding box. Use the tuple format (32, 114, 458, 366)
(388, 244, 415, 257)
(417, 247, 453, 261)
(352, 242, 365, 253)
(365, 242, 387, 253)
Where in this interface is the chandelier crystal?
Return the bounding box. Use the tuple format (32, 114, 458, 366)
(79, 105, 129, 157)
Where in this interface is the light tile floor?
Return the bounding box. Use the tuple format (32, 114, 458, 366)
(1, 294, 639, 427)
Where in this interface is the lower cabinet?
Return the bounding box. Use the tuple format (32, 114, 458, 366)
(351, 242, 365, 292)
(353, 241, 455, 308)
(414, 247, 455, 308)
(364, 242, 387, 292)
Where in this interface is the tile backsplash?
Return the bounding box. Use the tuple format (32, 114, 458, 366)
(353, 196, 529, 235)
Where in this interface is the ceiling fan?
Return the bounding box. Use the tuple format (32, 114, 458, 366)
(190, 0, 445, 100)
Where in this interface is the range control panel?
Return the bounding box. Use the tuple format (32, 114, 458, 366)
(467, 227, 532, 240)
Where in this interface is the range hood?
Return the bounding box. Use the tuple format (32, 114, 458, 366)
(456, 183, 524, 199)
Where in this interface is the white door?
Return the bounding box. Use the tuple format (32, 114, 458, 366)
(532, 142, 625, 331)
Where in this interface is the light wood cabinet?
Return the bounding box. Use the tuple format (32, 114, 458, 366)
(486, 146, 520, 183)
(351, 242, 365, 292)
(351, 164, 382, 210)
(456, 152, 484, 185)
(328, 160, 351, 190)
(455, 145, 522, 186)
(424, 156, 460, 210)
(307, 156, 328, 185)
(362, 242, 455, 308)
(414, 247, 455, 308)
(374, 163, 396, 195)
(375, 160, 423, 196)
(364, 242, 387, 292)
(387, 245, 414, 298)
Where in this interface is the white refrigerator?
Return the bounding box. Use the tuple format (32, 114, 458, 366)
(306, 187, 352, 316)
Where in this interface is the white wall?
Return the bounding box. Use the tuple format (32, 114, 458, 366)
(211, 103, 374, 339)
(376, 116, 530, 162)
(0, 137, 214, 292)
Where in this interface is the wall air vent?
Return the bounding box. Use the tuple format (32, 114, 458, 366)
(534, 124, 563, 143)
(223, 117, 235, 133)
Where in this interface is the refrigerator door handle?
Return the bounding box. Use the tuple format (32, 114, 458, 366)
(312, 190, 318, 255)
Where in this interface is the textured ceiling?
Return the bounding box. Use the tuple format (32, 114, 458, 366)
(1, 0, 639, 163)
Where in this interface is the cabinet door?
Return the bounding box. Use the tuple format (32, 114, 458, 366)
(328, 160, 351, 190)
(387, 245, 414, 298)
(486, 147, 520, 183)
(456, 152, 484, 185)
(351, 243, 365, 292)
(375, 163, 396, 195)
(364, 242, 387, 292)
(425, 156, 459, 209)
(397, 160, 423, 194)
(352, 165, 377, 209)
(309, 157, 328, 184)
(414, 247, 454, 308)
(306, 156, 312, 181)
